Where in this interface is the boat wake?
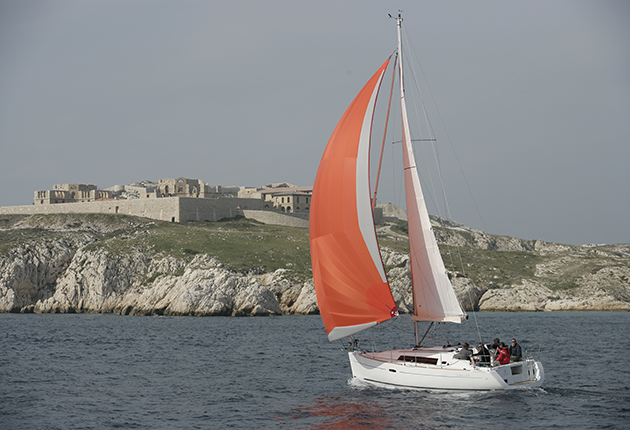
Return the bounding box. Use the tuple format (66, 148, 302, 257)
(347, 378, 371, 390)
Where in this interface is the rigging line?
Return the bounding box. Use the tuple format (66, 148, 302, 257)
(391, 317, 444, 342)
(402, 23, 484, 341)
(401, 25, 451, 220)
(442, 322, 452, 346)
(391, 139, 398, 207)
(406, 46, 485, 346)
(402, 24, 487, 234)
(425, 331, 447, 347)
(401, 24, 464, 317)
(373, 54, 398, 210)
(380, 321, 415, 336)
(371, 315, 413, 334)
(389, 73, 404, 209)
(400, 25, 444, 222)
(403, 24, 461, 231)
(398, 30, 454, 290)
(398, 316, 450, 347)
(391, 138, 437, 143)
(417, 321, 450, 347)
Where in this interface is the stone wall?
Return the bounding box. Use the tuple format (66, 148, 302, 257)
(0, 197, 262, 223)
(1, 198, 180, 222)
(0, 197, 385, 227)
(242, 210, 309, 228)
(178, 198, 261, 222)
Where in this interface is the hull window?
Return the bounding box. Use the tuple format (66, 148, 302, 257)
(398, 356, 438, 365)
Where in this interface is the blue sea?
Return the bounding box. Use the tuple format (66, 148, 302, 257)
(1, 312, 628, 429)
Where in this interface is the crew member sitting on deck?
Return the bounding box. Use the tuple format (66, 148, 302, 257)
(487, 338, 500, 361)
(472, 342, 491, 365)
(510, 338, 523, 362)
(487, 338, 500, 353)
(495, 342, 510, 365)
(454, 343, 472, 360)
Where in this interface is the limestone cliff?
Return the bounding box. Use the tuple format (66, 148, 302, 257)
(0, 214, 313, 316)
(1, 213, 629, 315)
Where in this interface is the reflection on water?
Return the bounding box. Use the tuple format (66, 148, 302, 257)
(279, 393, 394, 429)
(279, 378, 556, 430)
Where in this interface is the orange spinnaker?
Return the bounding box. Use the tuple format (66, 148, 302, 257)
(310, 58, 397, 341)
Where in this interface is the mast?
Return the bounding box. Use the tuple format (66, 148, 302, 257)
(396, 13, 421, 345)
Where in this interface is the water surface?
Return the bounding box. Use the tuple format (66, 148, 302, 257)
(1, 312, 628, 429)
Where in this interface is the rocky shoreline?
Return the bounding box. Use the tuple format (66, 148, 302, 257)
(1, 214, 629, 315)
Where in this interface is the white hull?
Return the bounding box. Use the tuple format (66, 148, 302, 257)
(349, 348, 544, 391)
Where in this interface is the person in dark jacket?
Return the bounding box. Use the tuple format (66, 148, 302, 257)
(472, 342, 491, 366)
(454, 343, 472, 360)
(510, 338, 522, 362)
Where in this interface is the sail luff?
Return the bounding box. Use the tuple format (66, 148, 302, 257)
(310, 59, 398, 342)
(397, 16, 466, 323)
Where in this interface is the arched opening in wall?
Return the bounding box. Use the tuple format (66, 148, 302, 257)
(282, 207, 285, 213)
(165, 186, 169, 194)
(178, 186, 183, 193)
(287, 206, 292, 213)
(192, 187, 197, 196)
(71, 192, 75, 198)
(171, 217, 175, 222)
(40, 200, 44, 204)
(115, 206, 120, 213)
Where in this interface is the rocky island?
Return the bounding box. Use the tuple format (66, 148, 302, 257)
(1, 213, 628, 315)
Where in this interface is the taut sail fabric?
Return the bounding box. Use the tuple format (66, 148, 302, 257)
(310, 59, 398, 342)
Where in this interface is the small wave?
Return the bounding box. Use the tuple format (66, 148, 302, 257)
(347, 378, 370, 389)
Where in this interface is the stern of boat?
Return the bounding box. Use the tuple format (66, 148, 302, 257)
(490, 358, 544, 388)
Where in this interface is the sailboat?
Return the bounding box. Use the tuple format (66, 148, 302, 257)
(309, 15, 544, 390)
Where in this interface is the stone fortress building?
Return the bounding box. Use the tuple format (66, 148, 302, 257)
(239, 184, 312, 215)
(35, 184, 113, 205)
(3, 178, 388, 227)
(261, 187, 312, 214)
(154, 178, 222, 199)
(1, 178, 315, 227)
(106, 178, 222, 200)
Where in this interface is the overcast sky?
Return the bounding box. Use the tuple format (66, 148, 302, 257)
(1, 0, 628, 246)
